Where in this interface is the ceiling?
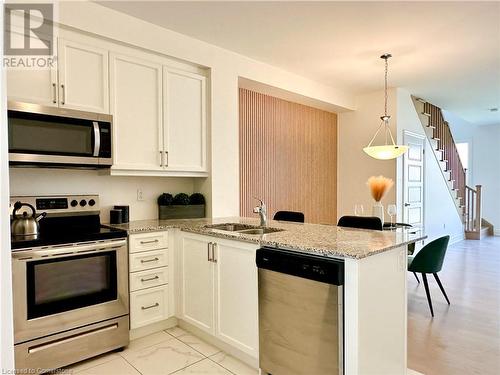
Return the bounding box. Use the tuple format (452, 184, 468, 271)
(98, 1, 500, 126)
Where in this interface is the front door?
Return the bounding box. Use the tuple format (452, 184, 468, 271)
(403, 132, 425, 228)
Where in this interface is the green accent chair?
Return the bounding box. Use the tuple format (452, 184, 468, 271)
(408, 235, 450, 317)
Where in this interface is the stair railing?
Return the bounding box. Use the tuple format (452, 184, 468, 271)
(424, 102, 467, 206)
(465, 185, 482, 232)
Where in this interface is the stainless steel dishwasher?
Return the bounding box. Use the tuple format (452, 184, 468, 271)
(256, 247, 344, 375)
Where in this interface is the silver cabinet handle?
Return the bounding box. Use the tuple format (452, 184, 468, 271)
(60, 84, 65, 105)
(52, 83, 57, 104)
(207, 242, 212, 262)
(159, 151, 164, 167)
(140, 239, 159, 245)
(141, 275, 159, 282)
(165, 151, 169, 167)
(141, 257, 159, 263)
(141, 302, 159, 310)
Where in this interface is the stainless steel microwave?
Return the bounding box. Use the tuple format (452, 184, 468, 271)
(8, 101, 113, 168)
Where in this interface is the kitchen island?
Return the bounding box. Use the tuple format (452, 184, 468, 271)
(108, 216, 423, 259)
(108, 217, 425, 375)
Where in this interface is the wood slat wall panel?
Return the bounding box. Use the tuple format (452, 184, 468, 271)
(239, 88, 337, 224)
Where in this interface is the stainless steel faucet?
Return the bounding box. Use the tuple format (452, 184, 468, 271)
(253, 197, 267, 227)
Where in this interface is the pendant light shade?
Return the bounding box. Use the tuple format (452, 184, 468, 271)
(363, 145, 409, 160)
(363, 54, 408, 160)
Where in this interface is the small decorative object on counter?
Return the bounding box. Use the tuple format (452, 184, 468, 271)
(114, 205, 129, 223)
(173, 193, 190, 205)
(158, 192, 205, 219)
(109, 208, 123, 224)
(189, 193, 205, 205)
(157, 193, 173, 206)
(367, 175, 394, 225)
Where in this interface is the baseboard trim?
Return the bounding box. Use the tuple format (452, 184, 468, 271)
(129, 316, 177, 340)
(178, 319, 258, 369)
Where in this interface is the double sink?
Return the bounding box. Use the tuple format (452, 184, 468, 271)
(205, 223, 284, 235)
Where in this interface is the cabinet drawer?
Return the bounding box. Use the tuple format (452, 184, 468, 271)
(130, 267, 168, 292)
(129, 232, 168, 253)
(130, 285, 169, 329)
(129, 249, 168, 272)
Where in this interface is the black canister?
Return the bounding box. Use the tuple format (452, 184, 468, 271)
(114, 205, 129, 223)
(110, 209, 123, 224)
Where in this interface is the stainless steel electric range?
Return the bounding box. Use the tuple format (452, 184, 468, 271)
(10, 195, 129, 371)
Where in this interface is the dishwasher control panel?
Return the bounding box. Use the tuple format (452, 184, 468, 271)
(256, 247, 344, 285)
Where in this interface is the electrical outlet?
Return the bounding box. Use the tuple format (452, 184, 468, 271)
(137, 188, 144, 201)
(443, 223, 446, 229)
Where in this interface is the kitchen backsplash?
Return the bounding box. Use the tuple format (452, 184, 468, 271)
(9, 168, 196, 222)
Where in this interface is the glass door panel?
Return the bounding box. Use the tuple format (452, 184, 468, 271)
(26, 251, 117, 319)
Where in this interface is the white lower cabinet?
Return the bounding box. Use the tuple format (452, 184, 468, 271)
(215, 241, 259, 356)
(130, 285, 169, 329)
(179, 232, 259, 358)
(179, 234, 215, 333)
(129, 231, 172, 330)
(130, 267, 169, 292)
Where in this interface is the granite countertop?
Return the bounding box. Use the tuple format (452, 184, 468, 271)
(106, 217, 426, 260)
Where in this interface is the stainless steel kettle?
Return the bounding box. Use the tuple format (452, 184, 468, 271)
(11, 202, 46, 239)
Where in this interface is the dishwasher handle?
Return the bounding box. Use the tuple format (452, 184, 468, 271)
(256, 247, 344, 286)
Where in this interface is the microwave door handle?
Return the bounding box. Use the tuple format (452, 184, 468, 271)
(93, 121, 100, 157)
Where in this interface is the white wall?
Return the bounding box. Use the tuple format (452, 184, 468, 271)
(55, 1, 354, 218)
(337, 89, 397, 220)
(472, 125, 500, 232)
(9, 169, 195, 223)
(396, 90, 464, 244)
(0, 4, 15, 369)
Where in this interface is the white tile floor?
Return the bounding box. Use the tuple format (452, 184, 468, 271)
(66, 326, 258, 375)
(66, 325, 425, 375)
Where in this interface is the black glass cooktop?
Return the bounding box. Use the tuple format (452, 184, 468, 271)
(11, 215, 127, 251)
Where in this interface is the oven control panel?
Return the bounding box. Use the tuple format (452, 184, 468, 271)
(9, 195, 100, 216)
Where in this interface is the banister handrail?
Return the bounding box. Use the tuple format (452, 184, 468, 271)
(416, 97, 482, 235)
(424, 102, 467, 204)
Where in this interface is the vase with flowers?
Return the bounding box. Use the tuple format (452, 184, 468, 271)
(367, 175, 394, 225)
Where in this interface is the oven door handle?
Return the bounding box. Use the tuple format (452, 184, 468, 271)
(12, 239, 127, 260)
(93, 121, 101, 157)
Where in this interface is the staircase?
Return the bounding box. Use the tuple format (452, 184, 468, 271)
(412, 96, 494, 240)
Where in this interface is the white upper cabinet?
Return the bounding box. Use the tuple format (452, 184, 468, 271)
(58, 38, 109, 113)
(163, 67, 207, 173)
(111, 60, 209, 177)
(6, 27, 58, 106)
(110, 52, 163, 171)
(6, 27, 109, 114)
(6, 20, 208, 176)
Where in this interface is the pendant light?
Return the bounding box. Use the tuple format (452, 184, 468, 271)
(363, 54, 408, 160)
